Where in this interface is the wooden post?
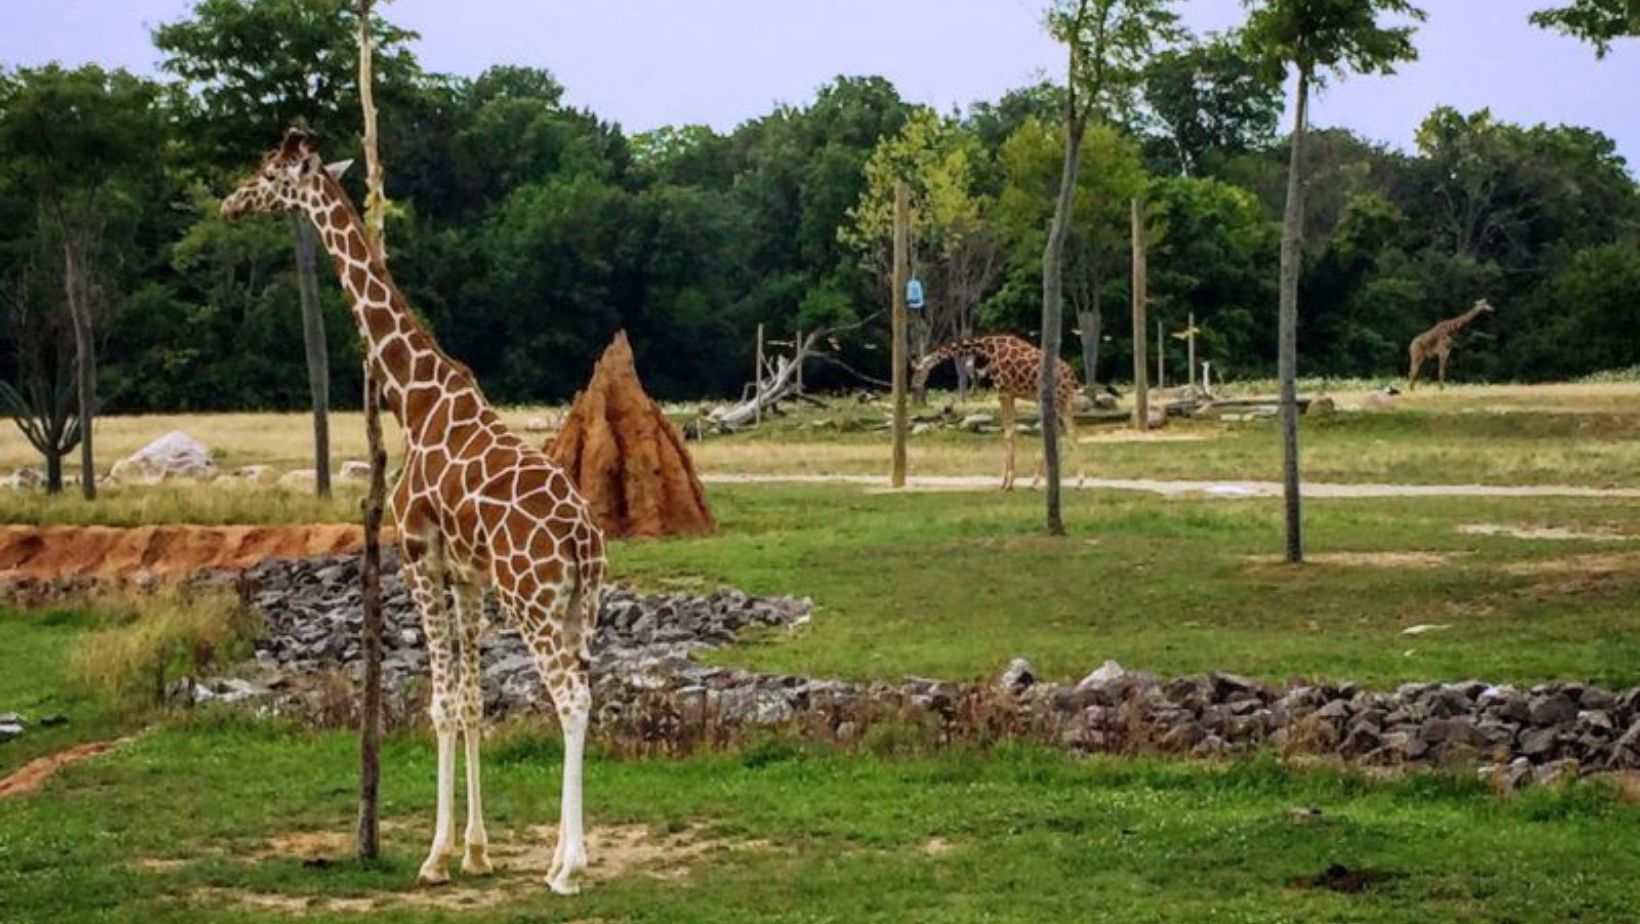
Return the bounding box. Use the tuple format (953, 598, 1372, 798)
(1131, 198, 1149, 432)
(1188, 312, 1196, 390)
(354, 0, 387, 863)
(754, 323, 765, 426)
(890, 180, 910, 488)
(1156, 319, 1165, 391)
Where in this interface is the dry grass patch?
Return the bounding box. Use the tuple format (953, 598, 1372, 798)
(1245, 551, 1467, 569)
(1460, 523, 1635, 542)
(70, 587, 260, 709)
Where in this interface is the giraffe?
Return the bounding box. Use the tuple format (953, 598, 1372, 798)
(911, 334, 1079, 490)
(221, 129, 606, 895)
(1408, 298, 1494, 390)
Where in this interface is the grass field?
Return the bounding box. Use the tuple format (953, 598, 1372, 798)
(6, 382, 1640, 495)
(3, 384, 1639, 921)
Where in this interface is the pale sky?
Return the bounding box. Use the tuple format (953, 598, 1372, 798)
(1, 0, 1635, 167)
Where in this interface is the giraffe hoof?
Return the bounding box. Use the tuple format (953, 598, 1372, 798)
(547, 873, 582, 896)
(463, 847, 494, 877)
(416, 866, 451, 888)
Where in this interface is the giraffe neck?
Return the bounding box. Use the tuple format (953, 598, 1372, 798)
(301, 175, 480, 445)
(1447, 306, 1486, 332)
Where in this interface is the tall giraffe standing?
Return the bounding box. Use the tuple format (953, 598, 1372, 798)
(1408, 299, 1494, 390)
(911, 334, 1080, 490)
(222, 129, 606, 895)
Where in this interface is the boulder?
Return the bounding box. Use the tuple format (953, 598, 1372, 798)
(546, 332, 715, 539)
(109, 431, 216, 483)
(996, 658, 1036, 696)
(337, 460, 372, 483)
(3, 468, 43, 490)
(960, 413, 995, 433)
(232, 465, 279, 486)
(277, 469, 318, 491)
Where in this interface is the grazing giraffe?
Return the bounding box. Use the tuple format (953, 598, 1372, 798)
(1409, 299, 1494, 390)
(221, 129, 606, 895)
(911, 334, 1079, 490)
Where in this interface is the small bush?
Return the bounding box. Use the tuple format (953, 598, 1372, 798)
(71, 587, 261, 711)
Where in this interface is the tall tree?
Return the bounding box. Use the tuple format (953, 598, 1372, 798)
(154, 0, 418, 496)
(1531, 0, 1638, 56)
(1142, 32, 1285, 177)
(0, 65, 166, 499)
(1039, 0, 1181, 535)
(1244, 0, 1424, 563)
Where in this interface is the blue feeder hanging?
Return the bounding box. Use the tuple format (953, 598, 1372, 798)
(906, 277, 925, 312)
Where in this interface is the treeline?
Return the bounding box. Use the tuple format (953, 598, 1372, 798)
(2, 1, 1637, 417)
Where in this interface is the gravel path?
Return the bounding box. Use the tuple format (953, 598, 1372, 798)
(702, 473, 1640, 499)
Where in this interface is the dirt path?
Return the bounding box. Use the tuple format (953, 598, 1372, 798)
(701, 473, 1640, 500)
(0, 737, 133, 799)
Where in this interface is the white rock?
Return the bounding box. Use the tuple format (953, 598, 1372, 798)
(277, 469, 318, 491)
(911, 422, 936, 436)
(109, 431, 217, 484)
(1076, 660, 1128, 691)
(337, 460, 372, 482)
(233, 465, 279, 485)
(523, 415, 557, 433)
(2, 467, 43, 490)
(960, 413, 995, 432)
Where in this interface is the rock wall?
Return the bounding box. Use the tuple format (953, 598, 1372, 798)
(194, 553, 1640, 789)
(547, 332, 715, 539)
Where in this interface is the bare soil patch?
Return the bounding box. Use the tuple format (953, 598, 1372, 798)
(1460, 523, 1635, 542)
(0, 737, 133, 799)
(1246, 551, 1465, 568)
(0, 524, 367, 581)
(198, 822, 770, 916)
(1501, 552, 1640, 576)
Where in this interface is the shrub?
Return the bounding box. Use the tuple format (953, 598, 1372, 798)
(71, 587, 260, 710)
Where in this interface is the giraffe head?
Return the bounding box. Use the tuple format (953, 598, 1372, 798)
(221, 128, 352, 220)
(1474, 298, 1494, 314)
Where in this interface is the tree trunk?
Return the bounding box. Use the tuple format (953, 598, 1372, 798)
(63, 241, 96, 501)
(1131, 199, 1149, 432)
(1040, 114, 1086, 537)
(1077, 309, 1102, 390)
(293, 215, 332, 498)
(1278, 70, 1311, 564)
(357, 369, 386, 861)
(44, 446, 63, 495)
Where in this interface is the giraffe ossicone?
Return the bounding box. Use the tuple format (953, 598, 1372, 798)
(912, 334, 1080, 490)
(222, 127, 607, 895)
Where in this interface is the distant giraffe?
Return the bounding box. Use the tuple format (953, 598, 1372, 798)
(221, 129, 605, 895)
(1409, 299, 1494, 390)
(912, 334, 1079, 490)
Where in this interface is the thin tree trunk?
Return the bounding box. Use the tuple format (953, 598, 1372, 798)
(1131, 199, 1149, 432)
(357, 368, 385, 861)
(45, 446, 63, 494)
(1077, 309, 1102, 391)
(293, 215, 332, 498)
(63, 241, 96, 501)
(1278, 69, 1310, 564)
(1041, 113, 1086, 537)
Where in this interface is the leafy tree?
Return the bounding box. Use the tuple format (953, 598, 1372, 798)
(1142, 32, 1284, 177)
(1244, 0, 1424, 562)
(997, 118, 1146, 386)
(154, 0, 419, 496)
(1531, 0, 1639, 56)
(1038, 0, 1182, 534)
(0, 65, 167, 498)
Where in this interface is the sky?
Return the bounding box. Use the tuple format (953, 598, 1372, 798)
(1, 0, 1635, 166)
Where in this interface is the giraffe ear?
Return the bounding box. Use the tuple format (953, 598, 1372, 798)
(324, 159, 355, 180)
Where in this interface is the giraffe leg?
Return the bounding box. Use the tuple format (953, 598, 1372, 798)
(522, 587, 594, 896)
(407, 552, 460, 887)
(1408, 349, 1422, 391)
(451, 580, 492, 877)
(1437, 350, 1449, 390)
(1000, 395, 1016, 491)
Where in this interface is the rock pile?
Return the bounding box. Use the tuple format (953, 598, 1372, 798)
(0, 712, 67, 744)
(196, 554, 1640, 787)
(547, 332, 715, 539)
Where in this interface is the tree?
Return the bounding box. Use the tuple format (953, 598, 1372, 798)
(1530, 0, 1639, 56)
(1244, 0, 1424, 563)
(154, 0, 418, 496)
(1142, 32, 1284, 177)
(997, 118, 1145, 389)
(842, 108, 998, 395)
(1039, 0, 1181, 535)
(1, 250, 81, 493)
(0, 65, 166, 499)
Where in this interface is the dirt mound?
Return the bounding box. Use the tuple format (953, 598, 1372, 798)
(0, 524, 365, 581)
(547, 332, 715, 539)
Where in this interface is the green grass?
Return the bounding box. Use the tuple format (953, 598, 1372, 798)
(0, 606, 134, 775)
(0, 717, 1636, 923)
(615, 486, 1640, 688)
